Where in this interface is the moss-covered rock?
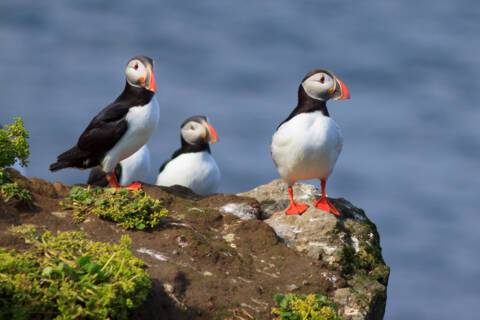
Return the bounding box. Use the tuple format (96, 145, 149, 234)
(240, 180, 389, 320)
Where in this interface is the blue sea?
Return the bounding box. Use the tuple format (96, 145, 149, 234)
(1, 1, 479, 318)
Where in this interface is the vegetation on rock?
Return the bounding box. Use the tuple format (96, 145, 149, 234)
(0, 118, 32, 204)
(0, 169, 32, 204)
(272, 293, 343, 320)
(339, 220, 389, 284)
(61, 186, 168, 230)
(0, 226, 151, 320)
(0, 117, 29, 168)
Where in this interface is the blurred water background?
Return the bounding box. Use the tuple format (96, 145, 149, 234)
(1, 1, 479, 318)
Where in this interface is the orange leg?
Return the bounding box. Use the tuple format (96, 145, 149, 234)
(124, 181, 142, 191)
(106, 173, 142, 191)
(314, 179, 340, 217)
(285, 185, 309, 215)
(106, 172, 121, 188)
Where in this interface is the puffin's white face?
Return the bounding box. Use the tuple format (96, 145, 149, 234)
(301, 72, 336, 101)
(181, 118, 219, 146)
(125, 58, 156, 92)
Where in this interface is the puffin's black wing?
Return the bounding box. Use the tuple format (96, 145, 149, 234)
(77, 103, 131, 152)
(49, 102, 130, 171)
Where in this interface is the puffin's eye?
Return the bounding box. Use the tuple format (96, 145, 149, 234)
(189, 124, 195, 130)
(319, 75, 325, 84)
(133, 63, 139, 70)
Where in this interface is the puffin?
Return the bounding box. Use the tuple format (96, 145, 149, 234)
(271, 69, 350, 216)
(155, 116, 220, 196)
(49, 55, 159, 190)
(87, 145, 151, 187)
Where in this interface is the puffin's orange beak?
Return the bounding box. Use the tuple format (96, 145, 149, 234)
(333, 78, 350, 100)
(205, 123, 219, 144)
(146, 66, 156, 93)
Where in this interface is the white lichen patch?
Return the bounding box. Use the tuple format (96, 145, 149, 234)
(272, 224, 303, 241)
(50, 211, 68, 218)
(351, 236, 360, 253)
(286, 284, 299, 292)
(344, 306, 362, 316)
(220, 203, 258, 220)
(176, 235, 188, 248)
(308, 241, 337, 255)
(321, 271, 338, 284)
(137, 248, 168, 262)
(223, 233, 236, 242)
(163, 283, 174, 293)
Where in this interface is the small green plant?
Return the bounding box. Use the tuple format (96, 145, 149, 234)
(0, 171, 32, 203)
(272, 293, 342, 320)
(0, 226, 151, 320)
(0, 117, 30, 168)
(61, 186, 168, 230)
(0, 118, 32, 204)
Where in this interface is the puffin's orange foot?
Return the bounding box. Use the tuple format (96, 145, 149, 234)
(314, 198, 340, 217)
(125, 182, 142, 191)
(285, 202, 309, 215)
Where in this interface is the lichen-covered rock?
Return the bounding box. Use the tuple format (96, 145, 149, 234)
(240, 179, 390, 320)
(219, 202, 260, 220)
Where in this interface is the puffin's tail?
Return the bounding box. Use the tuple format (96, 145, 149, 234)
(49, 146, 96, 172)
(49, 161, 69, 172)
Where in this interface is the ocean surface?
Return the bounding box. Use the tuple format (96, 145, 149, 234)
(1, 1, 479, 318)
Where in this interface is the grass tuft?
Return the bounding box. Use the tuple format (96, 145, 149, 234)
(61, 186, 168, 230)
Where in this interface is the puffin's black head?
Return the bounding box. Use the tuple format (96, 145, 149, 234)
(125, 55, 156, 93)
(299, 69, 350, 102)
(180, 115, 219, 146)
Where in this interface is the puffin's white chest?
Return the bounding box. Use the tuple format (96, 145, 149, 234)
(103, 97, 159, 172)
(119, 145, 151, 185)
(155, 151, 221, 196)
(271, 111, 343, 184)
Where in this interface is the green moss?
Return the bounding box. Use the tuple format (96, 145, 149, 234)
(0, 117, 29, 168)
(272, 293, 342, 320)
(60, 186, 168, 230)
(0, 226, 151, 320)
(339, 244, 356, 276)
(339, 221, 387, 279)
(369, 264, 390, 285)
